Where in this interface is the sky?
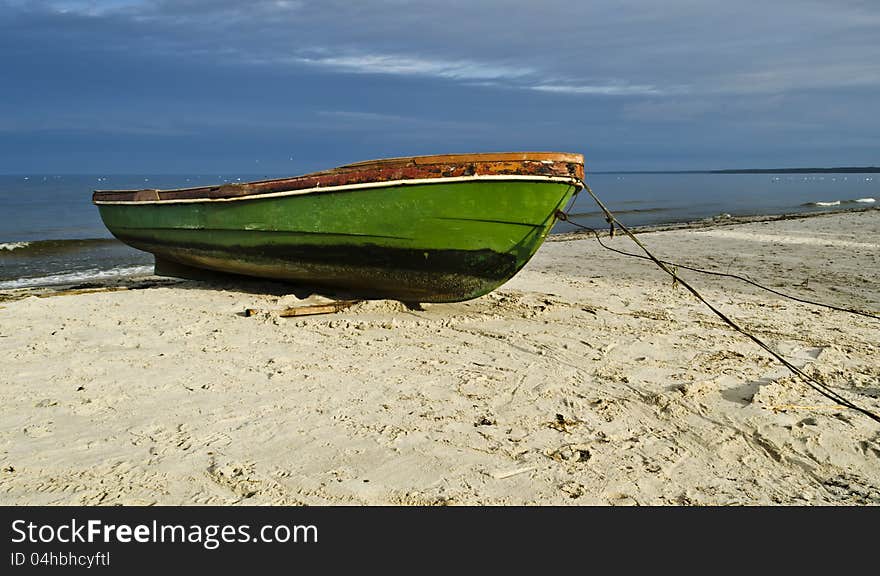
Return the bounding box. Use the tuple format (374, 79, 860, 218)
(1, 0, 879, 173)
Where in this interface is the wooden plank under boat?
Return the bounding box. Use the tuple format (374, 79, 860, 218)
(92, 152, 585, 302)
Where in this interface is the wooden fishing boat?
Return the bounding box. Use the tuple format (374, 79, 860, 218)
(92, 152, 584, 302)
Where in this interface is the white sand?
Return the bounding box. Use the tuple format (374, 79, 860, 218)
(1, 209, 879, 505)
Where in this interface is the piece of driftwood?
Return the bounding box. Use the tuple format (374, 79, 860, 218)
(279, 300, 359, 317)
(0, 287, 128, 303)
(1, 278, 182, 303)
(245, 300, 359, 318)
(36, 287, 130, 298)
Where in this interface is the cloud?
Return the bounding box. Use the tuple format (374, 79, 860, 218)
(294, 53, 534, 82)
(4, 0, 880, 171)
(15, 0, 147, 15)
(289, 48, 674, 97)
(0, 1, 681, 97)
(531, 83, 668, 97)
(6, 1, 880, 102)
(250, 48, 669, 98)
(267, 49, 677, 98)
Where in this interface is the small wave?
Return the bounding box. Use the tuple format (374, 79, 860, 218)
(0, 241, 31, 251)
(0, 238, 118, 257)
(803, 198, 877, 207)
(0, 265, 153, 290)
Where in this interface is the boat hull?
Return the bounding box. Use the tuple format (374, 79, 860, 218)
(96, 178, 576, 302)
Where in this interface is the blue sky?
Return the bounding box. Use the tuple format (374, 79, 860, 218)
(1, 0, 878, 173)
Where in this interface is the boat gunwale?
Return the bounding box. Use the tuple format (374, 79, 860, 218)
(93, 174, 583, 205)
(336, 151, 584, 169)
(92, 151, 584, 205)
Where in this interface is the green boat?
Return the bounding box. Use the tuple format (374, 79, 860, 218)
(92, 152, 584, 302)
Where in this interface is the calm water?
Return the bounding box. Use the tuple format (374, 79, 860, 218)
(0, 172, 876, 288)
(558, 172, 877, 232)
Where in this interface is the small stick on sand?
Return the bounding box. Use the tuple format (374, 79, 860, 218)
(279, 300, 360, 317)
(245, 300, 360, 318)
(489, 466, 534, 480)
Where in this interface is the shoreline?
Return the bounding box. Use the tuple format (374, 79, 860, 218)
(1, 209, 878, 505)
(552, 204, 879, 240)
(2, 205, 877, 300)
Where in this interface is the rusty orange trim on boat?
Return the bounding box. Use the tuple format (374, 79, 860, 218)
(92, 152, 585, 203)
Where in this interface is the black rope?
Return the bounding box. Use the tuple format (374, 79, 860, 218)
(557, 215, 880, 321)
(563, 180, 880, 424)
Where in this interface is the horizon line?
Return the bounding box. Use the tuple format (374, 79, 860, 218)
(3, 166, 880, 177)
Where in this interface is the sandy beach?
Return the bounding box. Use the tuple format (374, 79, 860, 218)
(1, 208, 878, 506)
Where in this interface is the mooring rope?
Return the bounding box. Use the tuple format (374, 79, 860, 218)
(562, 180, 880, 424)
(559, 218, 880, 321)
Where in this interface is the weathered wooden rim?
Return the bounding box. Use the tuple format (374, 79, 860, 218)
(93, 174, 583, 205)
(93, 151, 585, 204)
(338, 151, 585, 168)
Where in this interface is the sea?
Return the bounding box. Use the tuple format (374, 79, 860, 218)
(0, 172, 877, 290)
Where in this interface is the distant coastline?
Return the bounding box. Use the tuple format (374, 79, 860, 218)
(593, 167, 880, 174)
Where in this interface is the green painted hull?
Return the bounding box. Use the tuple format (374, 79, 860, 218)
(97, 179, 575, 302)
